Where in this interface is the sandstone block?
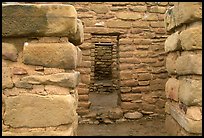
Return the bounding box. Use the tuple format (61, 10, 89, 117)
(19, 72, 80, 88)
(45, 85, 70, 95)
(174, 2, 202, 26)
(186, 107, 202, 121)
(116, 12, 142, 20)
(129, 6, 147, 12)
(165, 78, 179, 101)
(169, 102, 202, 133)
(175, 53, 202, 75)
(124, 111, 143, 119)
(69, 19, 84, 46)
(143, 13, 158, 21)
(164, 32, 181, 52)
(120, 71, 133, 80)
(180, 25, 202, 50)
(108, 108, 123, 120)
(90, 4, 109, 14)
(76, 46, 82, 67)
(2, 43, 18, 62)
(166, 52, 178, 74)
(23, 42, 78, 69)
(121, 102, 140, 110)
(2, 4, 77, 37)
(121, 93, 142, 102)
(120, 80, 138, 87)
(2, 67, 13, 89)
(179, 78, 202, 106)
(4, 94, 77, 128)
(137, 73, 152, 81)
(12, 67, 28, 75)
(106, 20, 132, 28)
(149, 6, 166, 13)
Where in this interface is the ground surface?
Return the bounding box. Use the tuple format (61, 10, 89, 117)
(77, 116, 168, 136)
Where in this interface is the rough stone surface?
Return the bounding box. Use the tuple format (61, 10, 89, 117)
(108, 108, 123, 120)
(23, 42, 78, 69)
(165, 78, 179, 101)
(180, 25, 202, 50)
(2, 4, 77, 37)
(175, 53, 202, 75)
(2, 67, 14, 89)
(165, 52, 178, 74)
(116, 12, 142, 20)
(164, 32, 180, 52)
(169, 102, 202, 134)
(18, 72, 80, 88)
(124, 111, 143, 119)
(186, 107, 202, 121)
(69, 19, 84, 46)
(2, 43, 18, 62)
(4, 94, 77, 128)
(179, 78, 202, 106)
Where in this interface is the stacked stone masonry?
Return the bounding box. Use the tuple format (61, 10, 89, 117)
(164, 2, 202, 136)
(67, 2, 172, 123)
(2, 4, 83, 136)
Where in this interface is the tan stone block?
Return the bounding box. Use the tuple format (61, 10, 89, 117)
(2, 67, 13, 89)
(165, 78, 179, 101)
(2, 4, 77, 37)
(78, 95, 89, 101)
(174, 2, 202, 26)
(166, 52, 178, 74)
(23, 42, 78, 69)
(120, 71, 133, 80)
(179, 78, 202, 106)
(69, 19, 84, 46)
(80, 74, 90, 85)
(120, 58, 140, 64)
(137, 73, 152, 81)
(143, 13, 158, 21)
(45, 85, 70, 95)
(149, 6, 166, 13)
(78, 101, 91, 108)
(76, 46, 82, 67)
(90, 4, 109, 14)
(2, 43, 18, 62)
(132, 21, 149, 28)
(129, 6, 147, 12)
(121, 93, 142, 101)
(186, 106, 202, 121)
(44, 67, 65, 75)
(175, 53, 202, 75)
(169, 102, 202, 133)
(106, 20, 132, 28)
(180, 25, 202, 50)
(120, 79, 138, 87)
(116, 12, 142, 20)
(164, 31, 181, 52)
(4, 94, 77, 128)
(19, 72, 80, 88)
(132, 86, 150, 93)
(121, 102, 140, 110)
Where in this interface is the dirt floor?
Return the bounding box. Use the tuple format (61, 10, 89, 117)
(77, 116, 168, 136)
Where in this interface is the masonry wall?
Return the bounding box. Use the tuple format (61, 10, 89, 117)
(65, 2, 174, 119)
(164, 2, 202, 136)
(2, 4, 83, 136)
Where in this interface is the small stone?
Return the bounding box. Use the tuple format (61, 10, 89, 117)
(103, 118, 113, 124)
(141, 110, 154, 115)
(124, 111, 143, 119)
(13, 67, 28, 75)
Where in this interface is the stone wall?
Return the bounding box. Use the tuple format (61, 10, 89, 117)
(2, 4, 83, 136)
(66, 2, 174, 121)
(164, 2, 202, 136)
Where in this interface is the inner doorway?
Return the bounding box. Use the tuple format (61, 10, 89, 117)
(89, 34, 120, 114)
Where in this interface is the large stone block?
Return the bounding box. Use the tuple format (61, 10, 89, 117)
(165, 78, 179, 101)
(174, 2, 202, 26)
(23, 42, 78, 69)
(164, 32, 181, 52)
(90, 4, 109, 14)
(180, 25, 202, 50)
(179, 78, 202, 106)
(175, 53, 202, 75)
(106, 20, 132, 28)
(2, 67, 13, 89)
(4, 94, 77, 128)
(121, 93, 142, 102)
(169, 102, 202, 134)
(164, 2, 202, 32)
(166, 52, 178, 74)
(2, 43, 18, 62)
(18, 72, 80, 88)
(2, 4, 77, 37)
(69, 19, 84, 46)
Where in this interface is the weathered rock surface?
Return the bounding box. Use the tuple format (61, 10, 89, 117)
(2, 4, 77, 37)
(4, 94, 77, 128)
(23, 42, 78, 69)
(2, 43, 18, 62)
(17, 72, 80, 88)
(124, 111, 143, 119)
(2, 67, 13, 89)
